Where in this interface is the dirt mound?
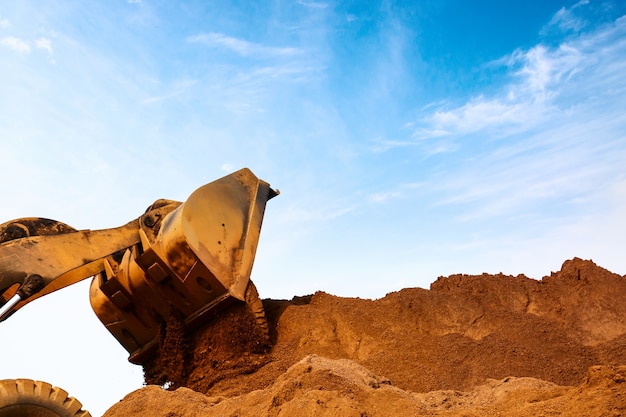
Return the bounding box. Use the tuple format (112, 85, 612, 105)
(104, 258, 626, 416)
(105, 357, 626, 417)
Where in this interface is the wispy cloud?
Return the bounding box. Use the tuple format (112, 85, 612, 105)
(141, 78, 198, 104)
(1, 36, 31, 54)
(408, 13, 624, 146)
(412, 95, 547, 140)
(372, 12, 626, 229)
(0, 17, 10, 28)
(431, 133, 612, 222)
(297, 1, 329, 9)
(541, 0, 592, 36)
(1, 36, 53, 55)
(35, 37, 53, 54)
(220, 163, 234, 172)
(281, 203, 355, 225)
(510, 45, 583, 96)
(410, 42, 586, 142)
(368, 190, 403, 204)
(544, 6, 587, 34)
(187, 32, 302, 58)
(367, 182, 425, 204)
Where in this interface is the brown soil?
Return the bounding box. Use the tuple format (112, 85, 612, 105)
(142, 302, 271, 390)
(104, 258, 626, 416)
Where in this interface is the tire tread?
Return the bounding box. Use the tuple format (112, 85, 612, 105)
(0, 379, 92, 417)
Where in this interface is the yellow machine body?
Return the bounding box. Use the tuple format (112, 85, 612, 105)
(89, 169, 276, 362)
(0, 168, 277, 364)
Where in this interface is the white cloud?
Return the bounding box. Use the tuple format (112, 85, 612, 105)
(511, 44, 583, 96)
(298, 1, 329, 9)
(1, 36, 31, 54)
(367, 181, 425, 204)
(282, 204, 355, 224)
(413, 96, 544, 140)
(141, 78, 198, 104)
(1, 36, 54, 56)
(368, 190, 402, 204)
(220, 163, 234, 172)
(542, 0, 593, 36)
(0, 18, 10, 28)
(545, 6, 588, 33)
(35, 37, 53, 54)
(187, 32, 302, 57)
(411, 15, 624, 144)
(388, 13, 626, 233)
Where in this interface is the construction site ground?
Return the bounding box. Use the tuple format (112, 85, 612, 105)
(103, 258, 626, 416)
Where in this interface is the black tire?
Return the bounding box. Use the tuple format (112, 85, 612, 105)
(0, 218, 77, 244)
(0, 379, 91, 417)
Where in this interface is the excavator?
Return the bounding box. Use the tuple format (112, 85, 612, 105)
(0, 168, 278, 417)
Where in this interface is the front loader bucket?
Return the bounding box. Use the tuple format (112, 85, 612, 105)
(89, 168, 278, 363)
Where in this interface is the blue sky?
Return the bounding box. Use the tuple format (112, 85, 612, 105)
(1, 1, 625, 415)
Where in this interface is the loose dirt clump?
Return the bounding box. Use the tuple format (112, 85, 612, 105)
(143, 312, 190, 388)
(143, 300, 271, 391)
(106, 257, 626, 416)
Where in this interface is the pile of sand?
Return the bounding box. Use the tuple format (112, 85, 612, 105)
(104, 258, 626, 416)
